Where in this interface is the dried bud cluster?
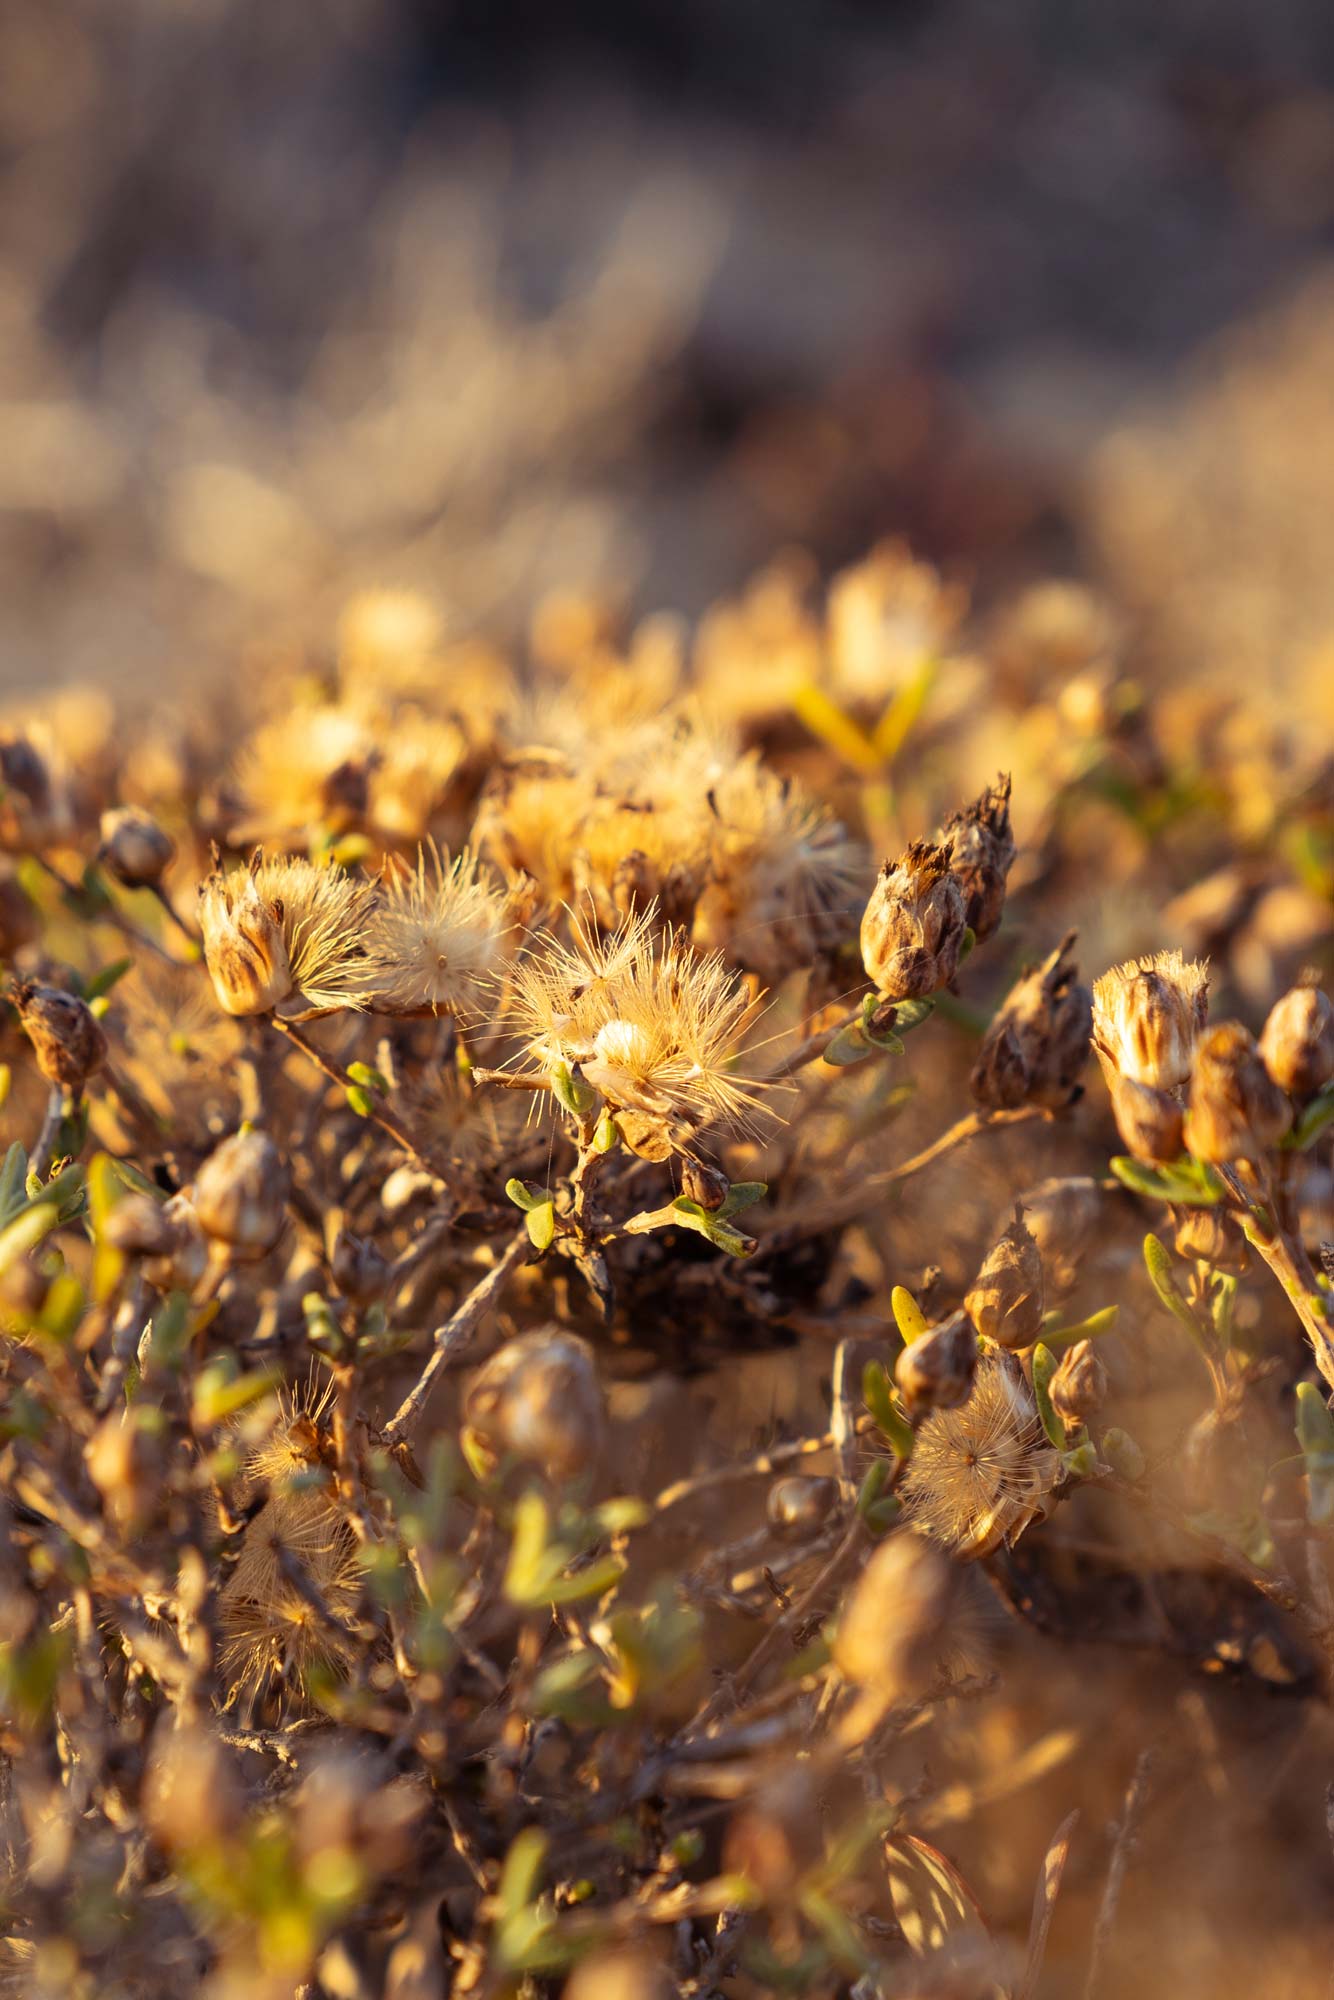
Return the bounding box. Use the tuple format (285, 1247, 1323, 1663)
(861, 840, 967, 1001)
(972, 933, 1092, 1110)
(940, 773, 1015, 942)
(965, 1206, 1045, 1350)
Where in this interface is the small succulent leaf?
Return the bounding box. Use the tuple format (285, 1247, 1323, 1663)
(1030, 1343, 1065, 1449)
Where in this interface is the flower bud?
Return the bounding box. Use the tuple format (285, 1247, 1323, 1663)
(680, 1157, 729, 1212)
(464, 1328, 605, 1482)
(1170, 1202, 1249, 1272)
(965, 1207, 1045, 1349)
(105, 1192, 179, 1259)
(971, 933, 1091, 1111)
(97, 805, 176, 889)
(1091, 949, 1209, 1090)
(1107, 1072, 1184, 1163)
(14, 981, 107, 1092)
(193, 1127, 290, 1257)
(939, 774, 1015, 943)
(860, 840, 967, 1001)
(1186, 1021, 1292, 1164)
(767, 1474, 837, 1538)
(142, 1192, 210, 1293)
(331, 1229, 390, 1303)
(1018, 1175, 1105, 1289)
(1259, 983, 1334, 1103)
(831, 1529, 955, 1698)
(895, 1311, 977, 1414)
(198, 858, 294, 1016)
(1048, 1340, 1107, 1430)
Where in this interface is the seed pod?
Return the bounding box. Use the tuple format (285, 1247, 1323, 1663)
(1048, 1340, 1108, 1430)
(831, 1529, 956, 1698)
(895, 1311, 977, 1415)
(106, 1192, 180, 1259)
(0, 733, 58, 850)
(1259, 983, 1334, 1103)
(1017, 1176, 1106, 1291)
(142, 1192, 209, 1293)
(939, 773, 1015, 943)
(331, 1229, 390, 1303)
(680, 1157, 729, 1212)
(965, 1207, 1045, 1349)
(1107, 1072, 1184, 1163)
(971, 933, 1091, 1111)
(464, 1328, 604, 1482)
(198, 857, 294, 1016)
(1186, 1021, 1292, 1164)
(1091, 950, 1209, 1090)
(767, 1474, 838, 1538)
(194, 1128, 290, 1257)
(14, 981, 107, 1092)
(860, 840, 967, 1001)
(97, 805, 177, 889)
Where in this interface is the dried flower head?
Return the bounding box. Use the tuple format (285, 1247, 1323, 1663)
(964, 1206, 1045, 1350)
(506, 907, 769, 1149)
(14, 981, 107, 1092)
(97, 804, 176, 888)
(1016, 1175, 1107, 1293)
(861, 840, 968, 1001)
(1186, 1020, 1293, 1163)
(940, 774, 1015, 943)
(902, 1357, 1057, 1558)
(971, 932, 1091, 1110)
(1092, 948, 1210, 1090)
(1259, 982, 1334, 1102)
(233, 703, 376, 842)
(199, 852, 376, 1017)
(366, 844, 511, 1016)
(1107, 1072, 1185, 1163)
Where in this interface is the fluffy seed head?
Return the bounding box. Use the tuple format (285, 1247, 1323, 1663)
(199, 852, 376, 1017)
(902, 1357, 1057, 1558)
(367, 844, 511, 1016)
(1092, 949, 1210, 1090)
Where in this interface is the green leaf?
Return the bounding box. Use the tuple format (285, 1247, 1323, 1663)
(823, 1024, 872, 1066)
(1296, 1381, 1334, 1459)
(504, 1178, 543, 1212)
(699, 1217, 757, 1258)
(859, 994, 905, 1054)
(0, 1201, 60, 1279)
(0, 1142, 29, 1228)
(1060, 1440, 1099, 1478)
(893, 998, 935, 1035)
(1042, 1304, 1120, 1345)
(0, 1066, 9, 1113)
(592, 1111, 619, 1154)
(1102, 1427, 1146, 1481)
(862, 1359, 915, 1461)
(891, 1286, 927, 1342)
(1030, 1344, 1065, 1448)
(1142, 1233, 1201, 1333)
(37, 1272, 84, 1343)
(84, 957, 133, 1001)
(346, 1061, 390, 1095)
(718, 1180, 767, 1219)
(543, 1556, 626, 1605)
(856, 1459, 890, 1517)
(551, 1062, 598, 1117)
(1110, 1155, 1223, 1205)
(1283, 1085, 1334, 1153)
(498, 1828, 548, 1925)
(345, 1085, 374, 1117)
(525, 1201, 556, 1252)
